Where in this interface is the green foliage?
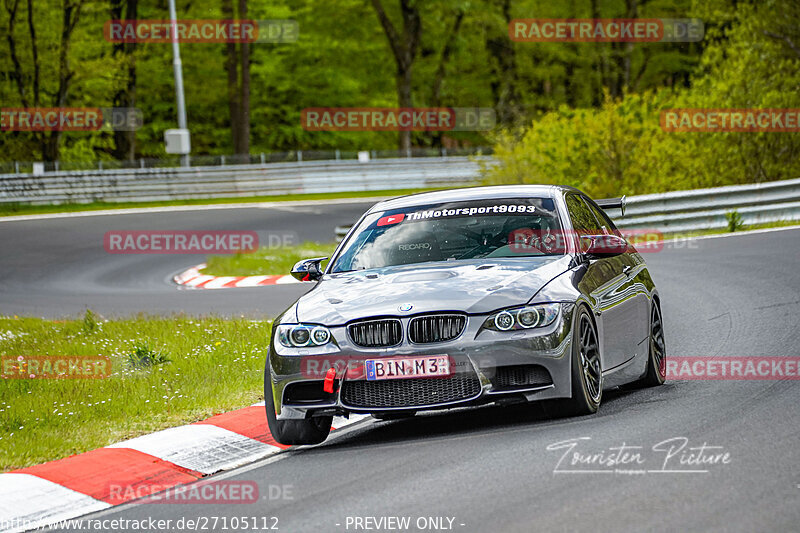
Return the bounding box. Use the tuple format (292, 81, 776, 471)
(0, 0, 703, 162)
(127, 342, 170, 369)
(485, 0, 800, 196)
(725, 210, 744, 232)
(82, 310, 98, 334)
(1, 0, 796, 199)
(484, 91, 689, 197)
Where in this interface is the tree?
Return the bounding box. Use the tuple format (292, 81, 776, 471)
(222, 0, 250, 157)
(370, 0, 422, 151)
(110, 0, 137, 161)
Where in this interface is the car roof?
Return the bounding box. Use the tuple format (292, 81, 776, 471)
(368, 184, 580, 213)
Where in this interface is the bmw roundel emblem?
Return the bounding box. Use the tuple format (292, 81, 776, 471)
(398, 303, 413, 312)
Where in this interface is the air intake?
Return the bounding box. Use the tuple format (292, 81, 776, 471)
(348, 318, 403, 347)
(408, 314, 466, 344)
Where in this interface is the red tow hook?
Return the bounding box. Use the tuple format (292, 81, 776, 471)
(323, 367, 337, 393)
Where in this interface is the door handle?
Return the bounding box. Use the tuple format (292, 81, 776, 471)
(622, 265, 633, 276)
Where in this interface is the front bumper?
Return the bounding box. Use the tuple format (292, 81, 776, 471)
(267, 304, 576, 420)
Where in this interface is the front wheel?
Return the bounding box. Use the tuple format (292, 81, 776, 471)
(264, 367, 332, 445)
(562, 306, 603, 415)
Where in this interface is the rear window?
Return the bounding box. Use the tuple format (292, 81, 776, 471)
(329, 197, 563, 272)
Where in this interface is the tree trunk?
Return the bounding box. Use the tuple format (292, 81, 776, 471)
(111, 0, 137, 161)
(222, 0, 240, 154)
(622, 0, 638, 93)
(590, 0, 605, 105)
(486, 0, 521, 124)
(371, 0, 421, 152)
(26, 0, 39, 107)
(43, 0, 85, 161)
(396, 68, 412, 151)
(4, 0, 29, 108)
(430, 9, 463, 147)
(237, 0, 250, 156)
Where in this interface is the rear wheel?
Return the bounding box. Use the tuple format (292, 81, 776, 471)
(624, 300, 666, 389)
(562, 306, 602, 415)
(264, 367, 332, 445)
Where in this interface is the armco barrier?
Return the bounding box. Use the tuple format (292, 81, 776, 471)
(329, 176, 800, 238)
(1, 156, 798, 234)
(0, 157, 487, 205)
(618, 176, 800, 232)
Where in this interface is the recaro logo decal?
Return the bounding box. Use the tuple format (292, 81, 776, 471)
(398, 243, 431, 250)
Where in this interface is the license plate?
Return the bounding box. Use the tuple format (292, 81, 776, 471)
(365, 355, 450, 381)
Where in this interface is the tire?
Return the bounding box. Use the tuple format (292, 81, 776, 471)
(623, 300, 667, 389)
(561, 305, 603, 416)
(264, 366, 332, 445)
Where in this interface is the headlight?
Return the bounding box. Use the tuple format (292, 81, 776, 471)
(484, 303, 561, 332)
(277, 324, 333, 347)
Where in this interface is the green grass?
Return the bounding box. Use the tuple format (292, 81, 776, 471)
(203, 241, 339, 277)
(0, 188, 437, 217)
(0, 313, 271, 471)
(658, 219, 800, 241)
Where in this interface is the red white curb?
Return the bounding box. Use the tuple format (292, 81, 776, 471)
(173, 264, 299, 289)
(0, 407, 368, 532)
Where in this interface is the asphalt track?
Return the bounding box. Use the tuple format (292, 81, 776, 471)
(0, 201, 372, 318)
(2, 205, 799, 532)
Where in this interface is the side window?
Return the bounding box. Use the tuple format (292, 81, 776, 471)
(584, 197, 621, 236)
(565, 194, 601, 232)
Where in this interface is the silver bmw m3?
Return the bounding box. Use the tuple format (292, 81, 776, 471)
(264, 185, 666, 444)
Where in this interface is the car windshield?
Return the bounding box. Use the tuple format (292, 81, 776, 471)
(330, 197, 563, 272)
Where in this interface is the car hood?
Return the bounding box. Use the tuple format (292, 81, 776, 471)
(294, 256, 572, 325)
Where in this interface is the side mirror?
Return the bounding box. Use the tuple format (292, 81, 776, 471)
(291, 257, 328, 282)
(583, 234, 629, 258)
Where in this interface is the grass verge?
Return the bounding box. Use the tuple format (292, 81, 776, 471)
(658, 219, 800, 240)
(0, 188, 436, 217)
(202, 242, 338, 277)
(0, 312, 271, 472)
